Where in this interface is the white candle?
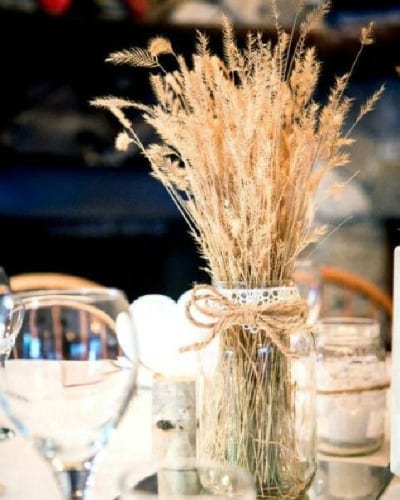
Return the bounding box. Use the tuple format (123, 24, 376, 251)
(328, 404, 369, 443)
(129, 290, 212, 463)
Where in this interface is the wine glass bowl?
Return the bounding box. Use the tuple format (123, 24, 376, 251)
(0, 295, 24, 362)
(0, 267, 25, 442)
(2, 288, 138, 499)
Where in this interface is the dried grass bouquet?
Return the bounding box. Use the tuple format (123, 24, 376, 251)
(92, 1, 381, 288)
(92, 1, 382, 496)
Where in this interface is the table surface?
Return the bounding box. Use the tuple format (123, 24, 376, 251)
(0, 382, 397, 499)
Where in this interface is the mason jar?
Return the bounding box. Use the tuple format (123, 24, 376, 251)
(316, 317, 389, 456)
(196, 282, 317, 498)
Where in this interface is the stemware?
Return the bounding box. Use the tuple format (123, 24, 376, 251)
(0, 266, 24, 440)
(0, 288, 138, 500)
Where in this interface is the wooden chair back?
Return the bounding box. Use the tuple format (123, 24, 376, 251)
(10, 272, 104, 292)
(293, 263, 393, 347)
(319, 265, 392, 320)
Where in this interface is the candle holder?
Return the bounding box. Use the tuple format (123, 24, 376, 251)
(316, 317, 389, 456)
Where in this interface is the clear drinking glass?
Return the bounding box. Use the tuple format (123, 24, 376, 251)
(119, 458, 256, 499)
(0, 288, 138, 500)
(308, 461, 391, 499)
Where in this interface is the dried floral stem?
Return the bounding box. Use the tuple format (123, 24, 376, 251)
(94, 14, 378, 285)
(198, 329, 299, 497)
(95, 19, 376, 283)
(92, 2, 381, 497)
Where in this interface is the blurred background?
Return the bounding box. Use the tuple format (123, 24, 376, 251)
(0, 0, 399, 301)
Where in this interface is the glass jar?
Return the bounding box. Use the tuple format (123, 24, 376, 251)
(316, 317, 389, 456)
(196, 283, 316, 498)
(292, 258, 322, 324)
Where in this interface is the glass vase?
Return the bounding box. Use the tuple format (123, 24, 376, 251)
(316, 317, 389, 456)
(196, 284, 316, 498)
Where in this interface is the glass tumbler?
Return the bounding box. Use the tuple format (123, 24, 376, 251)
(316, 317, 389, 456)
(119, 458, 256, 499)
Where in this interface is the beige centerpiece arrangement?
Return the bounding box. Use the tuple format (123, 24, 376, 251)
(92, 1, 382, 497)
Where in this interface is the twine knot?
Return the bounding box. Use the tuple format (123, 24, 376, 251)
(181, 284, 309, 356)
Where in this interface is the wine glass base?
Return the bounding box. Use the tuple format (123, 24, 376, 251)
(55, 463, 95, 500)
(0, 427, 14, 441)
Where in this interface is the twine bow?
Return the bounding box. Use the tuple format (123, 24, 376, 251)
(180, 284, 309, 356)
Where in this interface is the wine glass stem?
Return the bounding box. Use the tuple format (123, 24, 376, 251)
(55, 463, 94, 500)
(0, 354, 15, 441)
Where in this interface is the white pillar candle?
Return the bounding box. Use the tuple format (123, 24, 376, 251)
(328, 404, 370, 443)
(152, 374, 196, 461)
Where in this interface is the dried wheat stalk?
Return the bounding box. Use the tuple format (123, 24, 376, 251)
(92, 1, 382, 496)
(92, 3, 382, 287)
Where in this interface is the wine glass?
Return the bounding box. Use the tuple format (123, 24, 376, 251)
(0, 266, 24, 440)
(0, 288, 138, 500)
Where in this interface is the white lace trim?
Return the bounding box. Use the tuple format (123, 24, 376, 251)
(217, 286, 299, 334)
(218, 286, 299, 305)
